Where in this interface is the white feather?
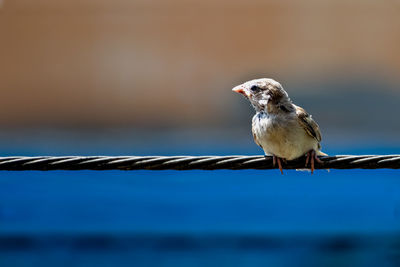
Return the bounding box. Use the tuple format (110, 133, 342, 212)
(252, 111, 319, 160)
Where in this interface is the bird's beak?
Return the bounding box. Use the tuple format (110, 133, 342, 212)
(232, 86, 249, 98)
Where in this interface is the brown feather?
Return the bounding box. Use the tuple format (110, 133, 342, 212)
(294, 105, 322, 143)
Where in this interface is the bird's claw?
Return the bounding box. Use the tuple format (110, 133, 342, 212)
(305, 150, 322, 174)
(272, 155, 284, 175)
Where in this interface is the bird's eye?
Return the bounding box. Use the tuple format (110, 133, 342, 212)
(250, 85, 260, 92)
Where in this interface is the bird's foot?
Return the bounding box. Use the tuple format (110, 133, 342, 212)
(272, 155, 284, 175)
(305, 150, 323, 174)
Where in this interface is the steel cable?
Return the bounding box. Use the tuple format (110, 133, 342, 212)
(0, 155, 399, 171)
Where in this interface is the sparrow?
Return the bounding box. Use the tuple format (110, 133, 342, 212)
(232, 78, 326, 174)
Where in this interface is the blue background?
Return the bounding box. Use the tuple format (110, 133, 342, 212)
(1, 138, 400, 267)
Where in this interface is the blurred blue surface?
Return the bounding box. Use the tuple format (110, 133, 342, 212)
(1, 139, 400, 266)
(1, 168, 400, 235)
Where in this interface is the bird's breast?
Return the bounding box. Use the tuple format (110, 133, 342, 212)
(252, 112, 318, 160)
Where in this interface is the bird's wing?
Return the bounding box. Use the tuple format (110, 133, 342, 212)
(294, 105, 322, 142)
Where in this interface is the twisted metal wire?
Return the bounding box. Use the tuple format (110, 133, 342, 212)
(0, 155, 399, 171)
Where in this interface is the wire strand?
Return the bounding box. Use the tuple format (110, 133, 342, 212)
(0, 155, 399, 171)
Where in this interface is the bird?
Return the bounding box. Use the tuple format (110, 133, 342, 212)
(232, 78, 326, 174)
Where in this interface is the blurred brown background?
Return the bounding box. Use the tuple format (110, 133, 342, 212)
(0, 0, 400, 142)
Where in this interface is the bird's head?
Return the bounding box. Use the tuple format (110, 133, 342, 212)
(232, 78, 294, 114)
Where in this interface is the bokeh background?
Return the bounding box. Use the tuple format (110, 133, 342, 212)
(1, 0, 400, 266)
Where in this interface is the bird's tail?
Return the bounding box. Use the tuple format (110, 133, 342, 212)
(317, 150, 329, 172)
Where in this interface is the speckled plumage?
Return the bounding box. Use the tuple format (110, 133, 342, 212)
(232, 78, 325, 173)
(251, 106, 320, 160)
